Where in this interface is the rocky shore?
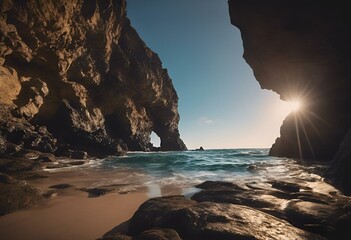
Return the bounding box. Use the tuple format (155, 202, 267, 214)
(2, 158, 350, 240)
(102, 179, 351, 240)
(0, 154, 90, 215)
(1, 0, 351, 239)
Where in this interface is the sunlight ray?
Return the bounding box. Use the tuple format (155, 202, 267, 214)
(306, 110, 332, 128)
(294, 114, 303, 160)
(301, 111, 323, 139)
(298, 114, 316, 159)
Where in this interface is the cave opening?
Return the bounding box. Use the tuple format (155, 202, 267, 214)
(150, 131, 161, 149)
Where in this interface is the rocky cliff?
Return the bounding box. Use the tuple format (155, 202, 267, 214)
(0, 0, 186, 159)
(229, 1, 351, 193)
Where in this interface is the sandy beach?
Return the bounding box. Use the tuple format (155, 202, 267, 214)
(0, 168, 152, 240)
(0, 191, 147, 240)
(0, 165, 192, 240)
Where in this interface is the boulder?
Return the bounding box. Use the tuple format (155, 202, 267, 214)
(129, 196, 196, 235)
(70, 150, 88, 160)
(49, 184, 72, 189)
(325, 128, 351, 195)
(133, 228, 181, 240)
(271, 180, 301, 193)
(0, 174, 43, 215)
(180, 202, 323, 240)
(128, 196, 323, 240)
(284, 200, 338, 236)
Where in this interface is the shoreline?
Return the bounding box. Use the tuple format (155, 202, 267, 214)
(0, 167, 193, 240)
(0, 152, 350, 239)
(0, 190, 148, 240)
(0, 168, 148, 240)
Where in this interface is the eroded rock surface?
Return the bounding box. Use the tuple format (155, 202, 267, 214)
(0, 172, 43, 215)
(192, 181, 350, 239)
(0, 0, 186, 160)
(125, 195, 325, 240)
(102, 179, 350, 239)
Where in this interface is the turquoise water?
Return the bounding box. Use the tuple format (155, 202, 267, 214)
(45, 148, 325, 197)
(94, 149, 318, 189)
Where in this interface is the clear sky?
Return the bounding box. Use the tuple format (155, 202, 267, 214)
(126, 0, 292, 150)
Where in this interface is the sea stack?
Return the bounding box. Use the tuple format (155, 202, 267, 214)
(0, 0, 186, 158)
(228, 0, 351, 194)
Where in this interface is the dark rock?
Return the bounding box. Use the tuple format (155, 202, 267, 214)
(325, 128, 351, 195)
(271, 180, 301, 193)
(0, 0, 186, 161)
(229, 0, 351, 161)
(0, 178, 43, 215)
(0, 172, 16, 184)
(38, 155, 55, 163)
(85, 188, 110, 197)
(128, 196, 323, 240)
(192, 181, 292, 219)
(102, 180, 351, 239)
(195, 180, 246, 191)
(0, 136, 6, 155)
(102, 235, 132, 240)
(228, 0, 351, 195)
(49, 184, 72, 189)
(133, 228, 181, 240)
(42, 190, 58, 199)
(101, 220, 132, 240)
(66, 160, 86, 166)
(193, 181, 351, 238)
(129, 196, 196, 235)
(182, 202, 324, 240)
(70, 150, 88, 159)
(289, 191, 333, 205)
(4, 142, 22, 154)
(0, 157, 39, 173)
(335, 212, 351, 239)
(192, 188, 275, 209)
(45, 163, 70, 169)
(14, 172, 48, 181)
(54, 145, 72, 158)
(81, 184, 132, 197)
(284, 200, 337, 235)
(22, 151, 40, 160)
(192, 181, 280, 210)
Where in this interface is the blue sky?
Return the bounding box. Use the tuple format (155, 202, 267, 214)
(127, 0, 291, 149)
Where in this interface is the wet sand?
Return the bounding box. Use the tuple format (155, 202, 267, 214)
(0, 191, 147, 240)
(0, 166, 191, 240)
(0, 169, 151, 240)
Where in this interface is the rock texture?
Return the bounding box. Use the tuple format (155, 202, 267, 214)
(325, 129, 351, 195)
(0, 172, 43, 215)
(0, 0, 186, 159)
(103, 180, 351, 240)
(228, 0, 351, 193)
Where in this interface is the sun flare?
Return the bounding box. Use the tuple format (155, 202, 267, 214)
(286, 99, 302, 113)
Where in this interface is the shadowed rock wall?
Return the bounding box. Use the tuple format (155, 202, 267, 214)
(228, 0, 351, 193)
(0, 0, 186, 157)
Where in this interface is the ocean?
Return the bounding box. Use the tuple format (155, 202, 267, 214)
(80, 148, 325, 197)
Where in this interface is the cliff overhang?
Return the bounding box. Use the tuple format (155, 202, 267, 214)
(228, 0, 351, 194)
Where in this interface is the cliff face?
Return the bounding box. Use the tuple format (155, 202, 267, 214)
(229, 1, 351, 193)
(0, 0, 186, 158)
